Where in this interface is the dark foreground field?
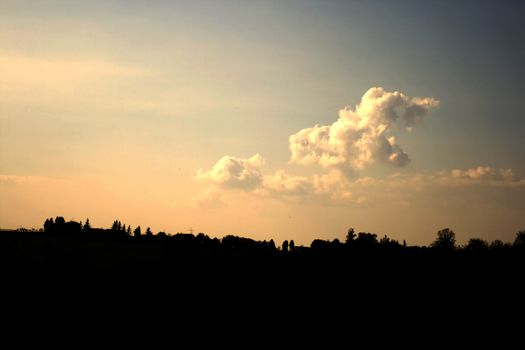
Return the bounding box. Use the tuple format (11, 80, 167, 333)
(2, 227, 524, 318)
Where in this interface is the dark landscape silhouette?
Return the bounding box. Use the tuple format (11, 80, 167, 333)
(1, 216, 525, 317)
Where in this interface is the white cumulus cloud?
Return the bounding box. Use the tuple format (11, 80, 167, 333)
(196, 154, 265, 190)
(289, 87, 439, 171)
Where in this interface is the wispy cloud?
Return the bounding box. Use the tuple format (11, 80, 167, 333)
(0, 54, 149, 88)
(195, 158, 524, 207)
(0, 53, 152, 116)
(0, 174, 64, 186)
(190, 188, 225, 209)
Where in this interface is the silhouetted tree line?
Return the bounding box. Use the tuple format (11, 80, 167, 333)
(43, 216, 137, 239)
(2, 215, 525, 312)
(38, 216, 525, 255)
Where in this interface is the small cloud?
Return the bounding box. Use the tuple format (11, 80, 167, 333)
(196, 154, 264, 190)
(449, 166, 515, 182)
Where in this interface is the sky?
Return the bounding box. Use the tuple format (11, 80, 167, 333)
(1, 0, 524, 245)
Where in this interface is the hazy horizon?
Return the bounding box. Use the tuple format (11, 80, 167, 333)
(1, 0, 524, 246)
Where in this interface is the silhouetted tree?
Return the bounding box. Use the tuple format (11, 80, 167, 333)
(490, 239, 505, 249)
(126, 226, 131, 236)
(65, 220, 82, 234)
(380, 235, 391, 244)
(465, 238, 489, 252)
(55, 216, 66, 226)
(221, 235, 259, 252)
(311, 239, 332, 252)
(43, 218, 54, 232)
(514, 231, 525, 248)
(282, 240, 289, 253)
(378, 234, 401, 249)
(145, 227, 153, 237)
(354, 232, 378, 250)
(134, 226, 142, 237)
(84, 218, 91, 232)
(431, 228, 456, 251)
(197, 233, 211, 245)
(269, 239, 276, 251)
(46, 216, 67, 235)
(289, 240, 295, 250)
(345, 228, 356, 245)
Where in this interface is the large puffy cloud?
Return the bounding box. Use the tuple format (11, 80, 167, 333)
(196, 154, 265, 189)
(289, 87, 439, 170)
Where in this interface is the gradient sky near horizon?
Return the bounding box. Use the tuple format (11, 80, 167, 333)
(1, 0, 524, 245)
